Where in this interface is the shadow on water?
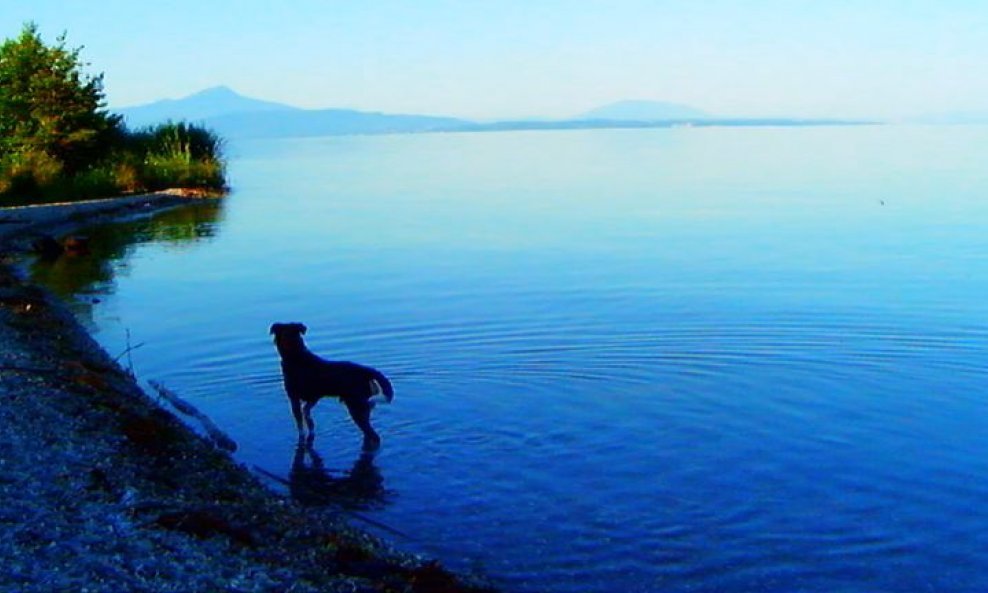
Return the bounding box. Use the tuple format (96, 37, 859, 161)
(27, 201, 225, 322)
(287, 441, 392, 512)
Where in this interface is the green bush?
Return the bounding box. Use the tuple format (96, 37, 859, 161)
(58, 165, 121, 201)
(0, 149, 64, 200)
(0, 123, 227, 204)
(0, 24, 227, 205)
(128, 121, 227, 191)
(0, 23, 120, 174)
(131, 121, 224, 162)
(141, 154, 225, 191)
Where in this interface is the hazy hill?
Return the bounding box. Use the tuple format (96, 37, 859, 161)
(118, 86, 298, 128)
(116, 86, 468, 137)
(115, 87, 868, 139)
(578, 100, 711, 121)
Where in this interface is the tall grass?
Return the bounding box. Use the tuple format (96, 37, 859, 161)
(125, 122, 226, 192)
(0, 150, 63, 201)
(0, 121, 226, 205)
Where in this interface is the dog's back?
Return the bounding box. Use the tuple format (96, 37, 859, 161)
(294, 358, 393, 402)
(275, 331, 393, 403)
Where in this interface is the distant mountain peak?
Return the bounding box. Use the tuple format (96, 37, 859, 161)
(189, 85, 240, 98)
(118, 86, 299, 127)
(578, 100, 711, 121)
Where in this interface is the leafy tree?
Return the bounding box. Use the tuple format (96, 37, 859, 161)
(0, 22, 120, 173)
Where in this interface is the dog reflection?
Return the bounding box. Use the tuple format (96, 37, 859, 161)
(289, 441, 389, 510)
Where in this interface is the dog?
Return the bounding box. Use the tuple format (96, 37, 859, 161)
(270, 322, 393, 449)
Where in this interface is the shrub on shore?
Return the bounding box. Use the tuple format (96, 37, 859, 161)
(0, 23, 226, 206)
(124, 122, 226, 192)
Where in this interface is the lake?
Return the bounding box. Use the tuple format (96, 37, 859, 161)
(31, 126, 988, 592)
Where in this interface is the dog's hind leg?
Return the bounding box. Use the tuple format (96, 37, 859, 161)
(344, 399, 380, 451)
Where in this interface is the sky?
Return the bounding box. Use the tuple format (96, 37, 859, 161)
(1, 1, 986, 119)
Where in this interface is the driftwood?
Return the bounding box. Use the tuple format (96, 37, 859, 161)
(148, 380, 237, 452)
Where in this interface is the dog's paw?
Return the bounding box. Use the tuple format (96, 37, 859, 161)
(362, 434, 381, 452)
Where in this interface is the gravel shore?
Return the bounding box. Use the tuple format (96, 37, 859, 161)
(0, 193, 496, 593)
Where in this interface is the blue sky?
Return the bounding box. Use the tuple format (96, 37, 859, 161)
(1, 1, 985, 119)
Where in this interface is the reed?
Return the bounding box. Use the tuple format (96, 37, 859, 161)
(0, 121, 227, 205)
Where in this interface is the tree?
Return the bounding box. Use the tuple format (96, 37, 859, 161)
(0, 22, 120, 173)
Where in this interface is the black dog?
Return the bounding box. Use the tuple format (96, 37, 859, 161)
(270, 323, 393, 449)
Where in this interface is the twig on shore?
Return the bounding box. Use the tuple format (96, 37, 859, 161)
(112, 342, 146, 364)
(112, 328, 144, 376)
(148, 380, 237, 452)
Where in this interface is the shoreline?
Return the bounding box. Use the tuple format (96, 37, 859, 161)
(0, 189, 220, 249)
(0, 194, 496, 592)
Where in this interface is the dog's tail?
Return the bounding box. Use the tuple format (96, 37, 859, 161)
(368, 370, 394, 404)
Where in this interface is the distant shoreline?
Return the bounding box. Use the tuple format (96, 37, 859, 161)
(445, 117, 880, 134)
(197, 114, 883, 141)
(120, 85, 883, 141)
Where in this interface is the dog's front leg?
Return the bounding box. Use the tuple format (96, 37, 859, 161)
(302, 400, 317, 437)
(289, 397, 306, 440)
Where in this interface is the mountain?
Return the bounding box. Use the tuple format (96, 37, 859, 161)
(118, 86, 298, 128)
(115, 86, 469, 137)
(578, 100, 711, 121)
(114, 87, 871, 139)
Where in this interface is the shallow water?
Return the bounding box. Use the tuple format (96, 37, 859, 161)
(32, 126, 988, 592)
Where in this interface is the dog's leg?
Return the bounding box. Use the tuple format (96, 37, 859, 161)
(290, 397, 305, 440)
(302, 400, 318, 436)
(344, 399, 380, 451)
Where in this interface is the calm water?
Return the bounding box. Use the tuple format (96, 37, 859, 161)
(32, 126, 988, 592)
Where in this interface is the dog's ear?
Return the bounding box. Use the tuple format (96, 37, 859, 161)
(269, 323, 280, 335)
(296, 323, 307, 335)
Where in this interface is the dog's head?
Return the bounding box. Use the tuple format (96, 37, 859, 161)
(270, 322, 307, 356)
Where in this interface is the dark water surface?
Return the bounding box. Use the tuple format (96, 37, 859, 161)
(32, 126, 988, 592)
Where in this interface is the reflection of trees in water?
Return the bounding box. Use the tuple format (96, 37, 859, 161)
(28, 201, 225, 320)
